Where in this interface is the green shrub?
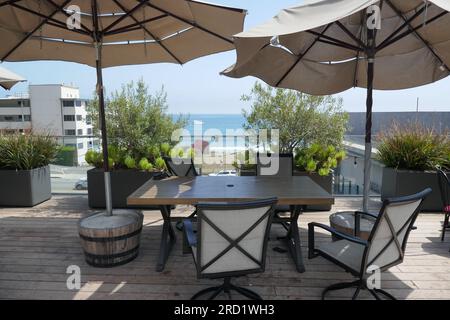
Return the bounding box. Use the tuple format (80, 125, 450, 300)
(160, 143, 171, 157)
(124, 155, 136, 169)
(138, 158, 153, 171)
(154, 157, 166, 170)
(0, 133, 59, 170)
(85, 150, 103, 168)
(377, 122, 449, 171)
(295, 143, 345, 176)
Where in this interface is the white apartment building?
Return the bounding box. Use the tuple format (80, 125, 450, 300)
(0, 84, 97, 165)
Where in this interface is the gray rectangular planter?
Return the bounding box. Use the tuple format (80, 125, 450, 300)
(87, 169, 160, 209)
(0, 166, 51, 207)
(381, 167, 448, 212)
(294, 171, 333, 211)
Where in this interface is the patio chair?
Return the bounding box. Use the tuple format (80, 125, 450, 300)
(437, 169, 450, 241)
(183, 198, 277, 300)
(308, 188, 432, 300)
(163, 157, 199, 231)
(256, 153, 294, 218)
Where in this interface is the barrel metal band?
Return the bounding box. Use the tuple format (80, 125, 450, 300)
(83, 244, 140, 259)
(79, 227, 142, 242)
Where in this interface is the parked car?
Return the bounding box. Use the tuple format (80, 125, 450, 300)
(74, 177, 88, 190)
(208, 170, 237, 176)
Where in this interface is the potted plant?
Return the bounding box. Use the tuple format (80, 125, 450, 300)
(0, 133, 58, 206)
(86, 143, 170, 209)
(85, 80, 188, 209)
(294, 143, 346, 211)
(233, 150, 257, 176)
(378, 122, 450, 211)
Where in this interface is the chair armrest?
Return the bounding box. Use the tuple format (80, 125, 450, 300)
(308, 222, 368, 246)
(183, 219, 197, 247)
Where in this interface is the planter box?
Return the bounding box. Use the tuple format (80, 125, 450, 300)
(239, 168, 256, 176)
(294, 171, 333, 211)
(0, 166, 51, 207)
(381, 167, 448, 212)
(87, 168, 161, 209)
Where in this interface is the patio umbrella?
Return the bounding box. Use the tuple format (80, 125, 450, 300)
(0, 65, 25, 89)
(223, 0, 450, 211)
(0, 0, 246, 215)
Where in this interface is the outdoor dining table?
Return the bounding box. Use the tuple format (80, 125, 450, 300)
(127, 176, 334, 273)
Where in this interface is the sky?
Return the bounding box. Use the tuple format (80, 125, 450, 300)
(1, 0, 450, 114)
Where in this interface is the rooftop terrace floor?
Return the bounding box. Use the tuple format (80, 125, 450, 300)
(0, 196, 449, 300)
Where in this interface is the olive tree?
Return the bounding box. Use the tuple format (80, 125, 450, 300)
(242, 82, 348, 153)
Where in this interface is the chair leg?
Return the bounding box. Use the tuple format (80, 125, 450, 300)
(442, 213, 449, 241)
(321, 280, 361, 300)
(191, 278, 262, 300)
(191, 286, 223, 300)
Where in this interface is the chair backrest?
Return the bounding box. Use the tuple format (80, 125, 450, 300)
(363, 188, 432, 273)
(256, 153, 293, 177)
(195, 198, 277, 278)
(163, 157, 198, 177)
(437, 169, 450, 209)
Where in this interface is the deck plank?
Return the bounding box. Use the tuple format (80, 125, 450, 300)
(0, 195, 449, 300)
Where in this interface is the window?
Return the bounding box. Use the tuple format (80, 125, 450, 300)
(24, 115, 31, 121)
(65, 129, 76, 136)
(64, 115, 75, 121)
(87, 128, 92, 135)
(86, 116, 92, 125)
(75, 100, 82, 107)
(78, 142, 84, 149)
(76, 115, 82, 121)
(63, 100, 75, 107)
(77, 129, 83, 135)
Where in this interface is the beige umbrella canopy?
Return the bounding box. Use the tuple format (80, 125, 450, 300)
(0, 0, 246, 215)
(0, 65, 25, 89)
(224, 0, 450, 210)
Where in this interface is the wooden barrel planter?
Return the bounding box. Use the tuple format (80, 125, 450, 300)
(79, 210, 144, 267)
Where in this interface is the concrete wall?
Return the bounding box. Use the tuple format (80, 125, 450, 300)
(347, 112, 450, 136)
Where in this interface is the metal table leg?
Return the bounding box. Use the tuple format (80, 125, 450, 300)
(156, 205, 176, 272)
(285, 205, 305, 273)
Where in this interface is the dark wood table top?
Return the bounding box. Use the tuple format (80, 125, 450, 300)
(127, 176, 334, 206)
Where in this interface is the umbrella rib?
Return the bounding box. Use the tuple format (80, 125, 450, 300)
(335, 21, 367, 50)
(7, 2, 87, 34)
(1, 0, 73, 61)
(382, 0, 450, 72)
(145, 2, 234, 44)
(104, 13, 168, 36)
(102, 0, 150, 34)
(276, 24, 332, 87)
(44, 0, 93, 35)
(306, 30, 364, 52)
(377, 1, 429, 51)
(377, 10, 448, 52)
(111, 0, 183, 64)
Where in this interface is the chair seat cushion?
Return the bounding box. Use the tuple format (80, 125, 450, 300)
(317, 239, 365, 274)
(444, 205, 450, 213)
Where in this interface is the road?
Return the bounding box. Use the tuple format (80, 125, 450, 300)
(50, 164, 92, 194)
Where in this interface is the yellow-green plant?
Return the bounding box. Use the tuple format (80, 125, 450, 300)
(295, 143, 345, 176)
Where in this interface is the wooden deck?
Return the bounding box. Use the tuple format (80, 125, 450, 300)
(0, 195, 449, 300)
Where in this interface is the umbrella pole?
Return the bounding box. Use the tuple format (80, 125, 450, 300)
(95, 43, 112, 216)
(363, 25, 376, 212)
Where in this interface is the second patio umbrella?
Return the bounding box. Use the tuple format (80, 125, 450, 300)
(0, 65, 25, 90)
(223, 0, 450, 211)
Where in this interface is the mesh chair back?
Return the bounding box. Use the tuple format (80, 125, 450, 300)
(364, 189, 431, 271)
(437, 169, 450, 209)
(164, 157, 198, 177)
(195, 198, 277, 278)
(256, 153, 293, 177)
